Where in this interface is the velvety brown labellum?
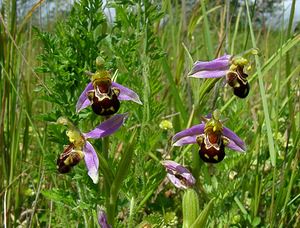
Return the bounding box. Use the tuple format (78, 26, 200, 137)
(89, 78, 120, 116)
(197, 134, 225, 163)
(174, 173, 191, 187)
(91, 92, 120, 116)
(226, 65, 250, 99)
(57, 143, 82, 173)
(233, 81, 250, 98)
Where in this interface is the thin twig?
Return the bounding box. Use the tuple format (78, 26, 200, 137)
(28, 169, 44, 228)
(0, 169, 29, 197)
(4, 190, 7, 228)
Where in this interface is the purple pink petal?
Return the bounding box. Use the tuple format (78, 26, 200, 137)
(98, 209, 111, 228)
(162, 160, 195, 189)
(172, 124, 205, 146)
(76, 82, 93, 113)
(112, 82, 142, 105)
(188, 70, 228, 79)
(173, 135, 198, 146)
(83, 141, 99, 184)
(223, 126, 246, 152)
(83, 113, 128, 139)
(189, 54, 231, 78)
(189, 54, 231, 72)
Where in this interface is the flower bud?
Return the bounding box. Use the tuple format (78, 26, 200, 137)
(182, 189, 200, 228)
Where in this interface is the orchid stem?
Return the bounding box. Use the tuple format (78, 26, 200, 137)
(102, 115, 115, 226)
(102, 135, 109, 160)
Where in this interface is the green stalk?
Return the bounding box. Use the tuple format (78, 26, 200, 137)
(245, 0, 276, 166)
(76, 182, 89, 228)
(200, 0, 213, 58)
(128, 197, 135, 228)
(245, 1, 278, 226)
(101, 116, 113, 225)
(102, 134, 110, 160)
(285, 0, 296, 138)
(231, 7, 242, 54)
(108, 130, 137, 227)
(279, 167, 296, 226)
(160, 54, 188, 123)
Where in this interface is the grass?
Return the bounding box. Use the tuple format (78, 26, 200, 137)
(0, 0, 299, 227)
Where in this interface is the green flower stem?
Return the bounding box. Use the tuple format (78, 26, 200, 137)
(97, 153, 114, 186)
(197, 78, 221, 109)
(101, 116, 113, 225)
(76, 182, 89, 227)
(102, 135, 110, 161)
(191, 148, 200, 183)
(108, 130, 137, 227)
(200, 0, 213, 59)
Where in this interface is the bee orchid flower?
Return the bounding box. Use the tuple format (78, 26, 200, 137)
(189, 50, 258, 98)
(172, 110, 246, 163)
(76, 70, 142, 115)
(56, 113, 128, 183)
(161, 160, 196, 189)
(97, 208, 111, 228)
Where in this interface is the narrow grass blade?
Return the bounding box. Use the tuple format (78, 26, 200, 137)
(200, 0, 213, 58)
(245, 0, 276, 166)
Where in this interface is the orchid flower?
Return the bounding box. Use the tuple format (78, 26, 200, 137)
(162, 160, 196, 189)
(172, 110, 246, 163)
(189, 50, 258, 98)
(97, 208, 111, 228)
(56, 113, 128, 183)
(76, 58, 142, 115)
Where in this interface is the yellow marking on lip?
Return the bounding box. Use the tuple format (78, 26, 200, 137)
(64, 157, 72, 165)
(204, 154, 210, 159)
(213, 155, 218, 161)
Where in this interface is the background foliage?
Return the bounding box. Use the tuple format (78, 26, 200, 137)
(0, 0, 299, 227)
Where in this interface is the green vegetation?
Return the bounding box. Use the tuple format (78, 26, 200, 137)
(0, 0, 299, 227)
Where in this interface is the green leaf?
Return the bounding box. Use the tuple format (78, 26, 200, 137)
(110, 130, 137, 200)
(41, 189, 75, 207)
(252, 217, 261, 227)
(190, 198, 215, 228)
